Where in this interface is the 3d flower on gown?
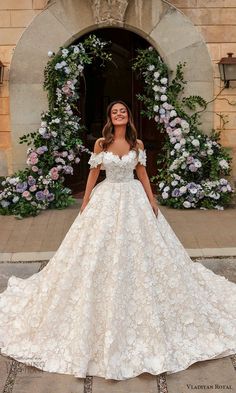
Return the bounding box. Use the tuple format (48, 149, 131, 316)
(0, 147, 235, 380)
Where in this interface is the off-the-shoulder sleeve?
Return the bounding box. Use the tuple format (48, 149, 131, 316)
(137, 148, 147, 166)
(88, 151, 104, 169)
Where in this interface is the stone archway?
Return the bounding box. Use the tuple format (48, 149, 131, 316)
(9, 0, 214, 173)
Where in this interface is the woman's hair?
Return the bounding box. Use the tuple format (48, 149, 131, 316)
(99, 100, 139, 153)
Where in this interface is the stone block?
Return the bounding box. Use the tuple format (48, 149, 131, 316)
(167, 41, 213, 83)
(0, 82, 9, 98)
(167, 356, 236, 393)
(218, 113, 236, 130)
(10, 10, 38, 27)
(0, 115, 10, 131)
(198, 25, 236, 43)
(33, 0, 48, 9)
(220, 129, 236, 147)
(215, 95, 236, 112)
(197, 0, 236, 7)
(0, 148, 8, 175)
(183, 8, 236, 26)
(0, 97, 9, 114)
(0, 0, 32, 9)
(124, 0, 164, 36)
(0, 27, 25, 45)
(93, 373, 157, 393)
(207, 43, 221, 62)
(9, 9, 72, 84)
(0, 10, 10, 26)
(0, 131, 11, 147)
(220, 43, 236, 58)
(150, 7, 203, 58)
(47, 0, 94, 38)
(10, 84, 48, 124)
(170, 0, 197, 7)
(0, 46, 15, 63)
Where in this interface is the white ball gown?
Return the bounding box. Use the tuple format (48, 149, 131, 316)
(0, 147, 236, 381)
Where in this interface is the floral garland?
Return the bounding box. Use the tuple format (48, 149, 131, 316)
(0, 35, 111, 218)
(132, 47, 234, 210)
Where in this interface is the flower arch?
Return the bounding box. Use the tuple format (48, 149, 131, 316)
(0, 35, 234, 218)
(0, 35, 111, 218)
(132, 47, 234, 210)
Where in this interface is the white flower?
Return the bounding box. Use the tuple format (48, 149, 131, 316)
(154, 94, 160, 100)
(148, 64, 155, 71)
(160, 77, 168, 84)
(219, 159, 229, 169)
(159, 182, 165, 189)
(152, 85, 159, 92)
(170, 137, 176, 144)
(170, 110, 177, 117)
(174, 143, 181, 150)
(191, 139, 200, 147)
(51, 131, 57, 137)
(207, 149, 214, 155)
(77, 64, 84, 72)
(48, 50, 53, 57)
(154, 71, 160, 79)
(62, 48, 69, 58)
(183, 151, 189, 157)
(179, 186, 187, 194)
(194, 159, 202, 168)
(153, 105, 159, 112)
(183, 201, 191, 208)
(162, 192, 169, 199)
(159, 86, 166, 93)
(54, 118, 60, 123)
(164, 186, 170, 192)
(39, 127, 46, 135)
(171, 180, 178, 186)
(160, 94, 167, 101)
(179, 138, 186, 145)
(64, 67, 71, 74)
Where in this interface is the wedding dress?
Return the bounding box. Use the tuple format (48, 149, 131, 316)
(0, 147, 236, 381)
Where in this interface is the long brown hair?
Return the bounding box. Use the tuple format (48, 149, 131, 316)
(99, 100, 139, 154)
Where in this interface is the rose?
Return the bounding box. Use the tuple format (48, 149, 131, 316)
(50, 167, 59, 180)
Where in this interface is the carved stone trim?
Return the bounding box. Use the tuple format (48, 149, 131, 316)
(90, 0, 129, 23)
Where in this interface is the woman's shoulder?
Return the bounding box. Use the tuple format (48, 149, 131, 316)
(93, 137, 105, 154)
(136, 139, 145, 150)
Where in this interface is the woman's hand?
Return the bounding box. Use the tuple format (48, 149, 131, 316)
(79, 198, 89, 215)
(150, 197, 159, 217)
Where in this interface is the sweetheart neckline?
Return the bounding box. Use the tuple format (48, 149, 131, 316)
(104, 150, 135, 160)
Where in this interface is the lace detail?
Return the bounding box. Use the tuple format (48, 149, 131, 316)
(0, 146, 236, 380)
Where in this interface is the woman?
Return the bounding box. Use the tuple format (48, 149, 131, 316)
(0, 100, 235, 381)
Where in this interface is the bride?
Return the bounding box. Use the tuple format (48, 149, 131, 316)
(0, 100, 235, 381)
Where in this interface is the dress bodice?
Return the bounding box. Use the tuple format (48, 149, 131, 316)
(88, 148, 147, 182)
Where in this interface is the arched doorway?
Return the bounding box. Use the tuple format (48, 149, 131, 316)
(64, 28, 166, 195)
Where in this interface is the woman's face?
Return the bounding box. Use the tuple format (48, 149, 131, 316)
(110, 103, 129, 126)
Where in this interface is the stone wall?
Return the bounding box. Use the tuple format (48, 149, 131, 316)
(0, 0, 236, 181)
(169, 0, 236, 179)
(0, 0, 48, 174)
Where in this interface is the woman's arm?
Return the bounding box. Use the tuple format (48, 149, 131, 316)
(135, 140, 159, 216)
(80, 139, 103, 213)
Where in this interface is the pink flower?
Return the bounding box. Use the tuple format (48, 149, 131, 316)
(32, 166, 38, 172)
(50, 167, 59, 180)
(29, 185, 37, 192)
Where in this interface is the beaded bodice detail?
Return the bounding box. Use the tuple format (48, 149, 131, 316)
(88, 148, 147, 183)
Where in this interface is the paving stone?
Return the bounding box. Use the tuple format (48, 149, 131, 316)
(12, 366, 84, 393)
(198, 258, 236, 283)
(0, 262, 41, 292)
(167, 356, 236, 393)
(93, 372, 157, 393)
(0, 354, 12, 391)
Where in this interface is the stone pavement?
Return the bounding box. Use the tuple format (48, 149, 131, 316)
(0, 201, 236, 393)
(1, 199, 236, 261)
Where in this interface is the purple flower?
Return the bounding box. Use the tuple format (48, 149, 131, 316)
(47, 193, 55, 201)
(27, 176, 36, 186)
(35, 191, 46, 201)
(171, 188, 180, 197)
(63, 165, 73, 174)
(186, 156, 194, 164)
(16, 181, 28, 193)
(189, 164, 198, 172)
(36, 146, 48, 155)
